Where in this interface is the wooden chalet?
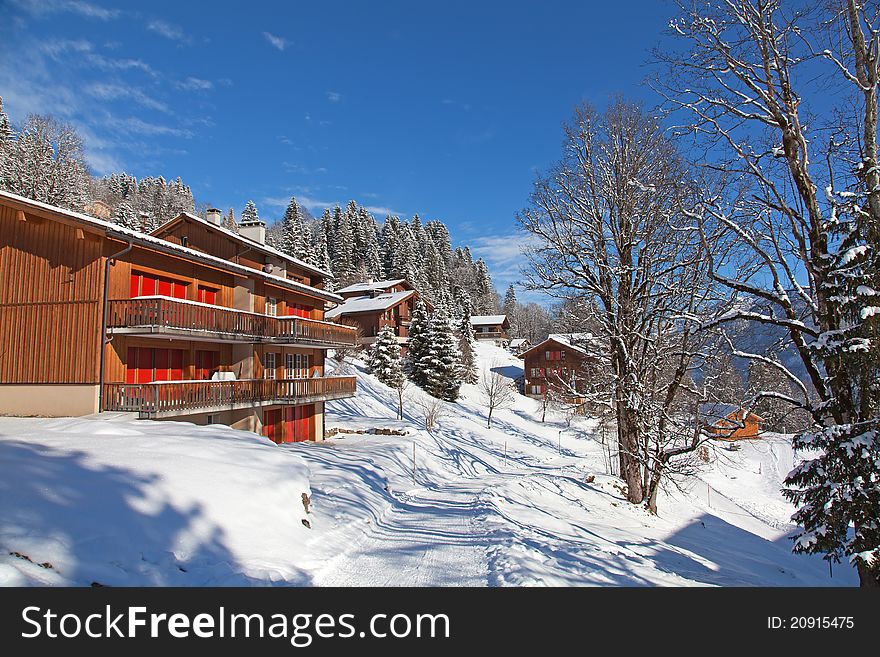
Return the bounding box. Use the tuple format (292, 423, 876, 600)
(700, 403, 764, 441)
(0, 192, 359, 443)
(470, 314, 510, 343)
(326, 279, 430, 354)
(518, 333, 596, 400)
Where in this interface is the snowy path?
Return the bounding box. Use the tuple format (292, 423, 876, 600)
(314, 480, 490, 586)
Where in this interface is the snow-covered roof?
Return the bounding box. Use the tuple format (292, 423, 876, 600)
(325, 290, 416, 318)
(518, 332, 599, 357)
(470, 314, 508, 326)
(509, 338, 529, 347)
(0, 191, 342, 304)
(152, 212, 333, 279)
(336, 279, 406, 294)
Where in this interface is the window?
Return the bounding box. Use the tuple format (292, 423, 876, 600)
(286, 353, 310, 378)
(125, 347, 184, 383)
(195, 350, 218, 380)
(206, 414, 216, 425)
(266, 297, 277, 317)
(530, 385, 543, 395)
(130, 271, 188, 299)
(545, 350, 562, 361)
(264, 352, 277, 379)
(286, 303, 312, 318)
(197, 285, 218, 305)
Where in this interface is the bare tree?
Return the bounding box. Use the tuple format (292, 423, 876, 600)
(478, 364, 517, 428)
(659, 0, 880, 585)
(331, 318, 364, 370)
(416, 395, 446, 432)
(520, 100, 720, 512)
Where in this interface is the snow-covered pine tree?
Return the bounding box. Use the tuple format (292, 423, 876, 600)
(405, 300, 431, 388)
(113, 201, 139, 230)
(503, 284, 519, 336)
(417, 305, 462, 401)
(0, 96, 11, 190)
(5, 114, 90, 210)
(241, 200, 259, 224)
(367, 326, 404, 387)
(454, 287, 478, 384)
(280, 196, 307, 259)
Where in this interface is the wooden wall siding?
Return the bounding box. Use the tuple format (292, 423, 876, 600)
(0, 204, 105, 383)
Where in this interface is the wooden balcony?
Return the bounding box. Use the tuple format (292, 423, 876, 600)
(474, 331, 509, 340)
(103, 376, 357, 418)
(107, 297, 358, 347)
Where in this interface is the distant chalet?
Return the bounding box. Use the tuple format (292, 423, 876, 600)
(326, 279, 431, 355)
(470, 314, 510, 344)
(0, 193, 358, 443)
(518, 333, 598, 401)
(700, 403, 765, 440)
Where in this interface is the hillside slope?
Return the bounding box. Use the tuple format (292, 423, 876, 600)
(0, 343, 854, 586)
(301, 343, 852, 586)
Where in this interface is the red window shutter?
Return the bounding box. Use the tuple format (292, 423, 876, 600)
(141, 275, 156, 296)
(157, 278, 172, 297)
(136, 347, 154, 383)
(170, 349, 183, 380)
(130, 274, 140, 298)
(172, 282, 187, 299)
(154, 349, 170, 381)
(125, 347, 138, 383)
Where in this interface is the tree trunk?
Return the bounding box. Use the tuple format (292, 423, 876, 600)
(487, 407, 493, 429)
(857, 561, 880, 588)
(617, 404, 644, 504)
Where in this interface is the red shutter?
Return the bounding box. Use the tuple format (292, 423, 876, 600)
(172, 281, 187, 299)
(136, 348, 153, 383)
(125, 347, 138, 383)
(130, 274, 140, 298)
(157, 278, 172, 297)
(154, 349, 170, 381)
(141, 275, 156, 296)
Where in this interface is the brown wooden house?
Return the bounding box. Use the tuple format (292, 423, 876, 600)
(0, 192, 358, 443)
(326, 279, 430, 354)
(700, 403, 764, 440)
(518, 334, 596, 401)
(470, 314, 510, 343)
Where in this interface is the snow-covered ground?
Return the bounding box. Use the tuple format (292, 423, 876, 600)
(0, 342, 856, 586)
(0, 418, 313, 586)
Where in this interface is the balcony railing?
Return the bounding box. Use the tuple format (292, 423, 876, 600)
(108, 297, 358, 347)
(474, 330, 508, 339)
(103, 376, 357, 417)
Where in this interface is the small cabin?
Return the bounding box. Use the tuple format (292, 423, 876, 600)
(700, 403, 764, 440)
(470, 314, 510, 343)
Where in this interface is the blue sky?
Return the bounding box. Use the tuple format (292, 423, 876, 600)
(0, 0, 674, 292)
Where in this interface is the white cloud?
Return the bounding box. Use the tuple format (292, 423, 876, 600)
(174, 77, 214, 91)
(10, 0, 120, 20)
(105, 116, 194, 139)
(262, 32, 290, 51)
(147, 20, 185, 42)
(86, 82, 169, 113)
(326, 91, 342, 103)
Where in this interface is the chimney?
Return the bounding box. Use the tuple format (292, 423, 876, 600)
(206, 208, 222, 225)
(239, 219, 266, 245)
